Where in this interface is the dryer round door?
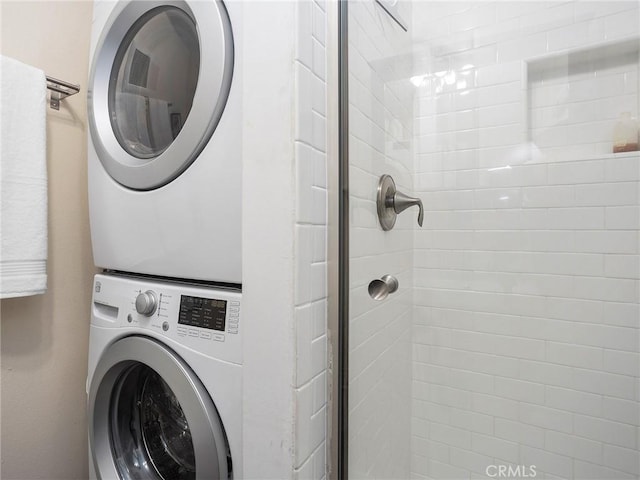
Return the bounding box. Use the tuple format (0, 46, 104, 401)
(89, 336, 230, 480)
(88, 0, 233, 190)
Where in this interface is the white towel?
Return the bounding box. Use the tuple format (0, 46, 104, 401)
(0, 56, 48, 299)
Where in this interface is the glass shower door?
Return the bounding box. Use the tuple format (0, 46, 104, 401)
(344, 1, 640, 478)
(345, 1, 415, 477)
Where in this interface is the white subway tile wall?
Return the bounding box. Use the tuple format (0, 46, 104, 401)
(294, 1, 328, 478)
(411, 1, 640, 479)
(348, 1, 414, 478)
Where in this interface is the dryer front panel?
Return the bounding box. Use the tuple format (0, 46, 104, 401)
(87, 0, 242, 282)
(89, 336, 231, 480)
(88, 0, 233, 190)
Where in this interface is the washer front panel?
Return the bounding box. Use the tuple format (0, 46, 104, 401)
(88, 0, 234, 190)
(91, 274, 242, 365)
(89, 336, 230, 480)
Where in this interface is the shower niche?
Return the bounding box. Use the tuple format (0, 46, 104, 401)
(527, 38, 640, 161)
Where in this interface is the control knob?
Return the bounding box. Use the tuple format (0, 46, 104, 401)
(135, 290, 157, 316)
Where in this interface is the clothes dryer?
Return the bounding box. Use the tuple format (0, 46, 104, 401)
(87, 273, 242, 479)
(88, 0, 242, 283)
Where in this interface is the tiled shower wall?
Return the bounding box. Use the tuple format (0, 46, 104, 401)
(348, 1, 414, 478)
(412, 1, 640, 478)
(294, 1, 329, 478)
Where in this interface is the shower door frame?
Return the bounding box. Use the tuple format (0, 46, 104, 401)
(336, 0, 350, 478)
(326, 0, 350, 478)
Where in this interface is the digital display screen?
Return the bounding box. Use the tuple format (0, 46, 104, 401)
(179, 295, 226, 331)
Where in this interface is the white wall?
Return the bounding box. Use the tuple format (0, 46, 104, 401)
(347, 1, 414, 478)
(241, 2, 298, 478)
(411, 1, 640, 478)
(0, 2, 96, 479)
(242, 1, 329, 479)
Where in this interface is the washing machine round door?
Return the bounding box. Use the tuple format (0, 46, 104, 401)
(88, 0, 233, 190)
(89, 336, 230, 480)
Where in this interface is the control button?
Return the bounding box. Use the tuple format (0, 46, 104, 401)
(162, 322, 169, 332)
(188, 329, 199, 337)
(227, 328, 238, 335)
(229, 318, 239, 325)
(212, 333, 225, 342)
(127, 314, 133, 323)
(230, 301, 240, 306)
(200, 332, 212, 340)
(229, 307, 240, 314)
(229, 312, 239, 318)
(177, 327, 187, 336)
(135, 291, 158, 316)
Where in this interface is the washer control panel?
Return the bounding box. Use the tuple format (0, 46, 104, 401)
(179, 295, 227, 331)
(92, 274, 242, 364)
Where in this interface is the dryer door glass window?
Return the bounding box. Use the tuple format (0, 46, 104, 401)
(109, 6, 200, 159)
(110, 364, 196, 480)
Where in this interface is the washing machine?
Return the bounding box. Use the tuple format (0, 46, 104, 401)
(87, 0, 242, 284)
(87, 273, 242, 479)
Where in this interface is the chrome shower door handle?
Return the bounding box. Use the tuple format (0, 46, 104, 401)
(377, 174, 424, 231)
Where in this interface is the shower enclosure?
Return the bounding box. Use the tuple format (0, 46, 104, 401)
(339, 1, 640, 478)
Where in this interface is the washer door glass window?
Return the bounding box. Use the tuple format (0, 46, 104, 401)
(109, 7, 199, 159)
(111, 364, 196, 480)
(89, 337, 230, 480)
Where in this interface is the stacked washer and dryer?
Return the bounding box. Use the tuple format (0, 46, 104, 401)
(86, 1, 243, 478)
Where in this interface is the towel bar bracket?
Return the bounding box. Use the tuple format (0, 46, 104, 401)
(50, 93, 61, 111)
(46, 75, 80, 110)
